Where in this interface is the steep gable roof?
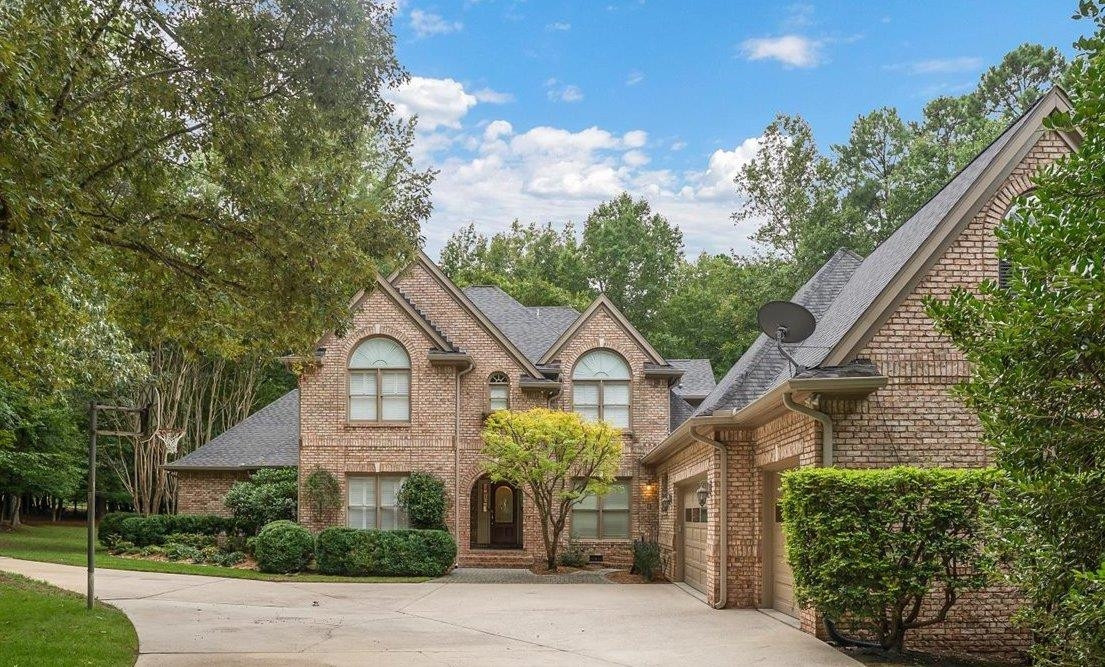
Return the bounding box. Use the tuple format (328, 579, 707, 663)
(796, 87, 1075, 370)
(694, 248, 863, 416)
(164, 390, 299, 470)
(538, 294, 665, 365)
(400, 252, 548, 379)
(462, 286, 579, 361)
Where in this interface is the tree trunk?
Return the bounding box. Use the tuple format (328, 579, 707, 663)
(9, 496, 20, 529)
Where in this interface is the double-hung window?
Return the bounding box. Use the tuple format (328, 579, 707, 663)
(348, 337, 410, 422)
(570, 479, 630, 539)
(347, 475, 409, 530)
(572, 349, 631, 428)
(488, 371, 510, 411)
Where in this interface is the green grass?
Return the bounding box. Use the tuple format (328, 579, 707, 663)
(0, 523, 429, 583)
(0, 571, 138, 666)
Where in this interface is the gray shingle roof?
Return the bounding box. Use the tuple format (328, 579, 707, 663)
(670, 392, 697, 431)
(462, 286, 580, 361)
(164, 390, 299, 470)
(694, 248, 863, 416)
(667, 359, 716, 399)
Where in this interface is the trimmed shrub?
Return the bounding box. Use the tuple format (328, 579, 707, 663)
(164, 532, 217, 549)
(558, 541, 587, 568)
(254, 520, 313, 574)
(782, 466, 1001, 653)
(224, 467, 298, 534)
(98, 512, 139, 544)
(119, 515, 172, 546)
(631, 537, 661, 581)
(397, 472, 448, 530)
(315, 528, 456, 577)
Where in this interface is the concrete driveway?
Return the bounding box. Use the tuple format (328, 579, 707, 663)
(1, 557, 856, 666)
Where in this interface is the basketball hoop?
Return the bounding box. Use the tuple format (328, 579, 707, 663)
(154, 428, 185, 455)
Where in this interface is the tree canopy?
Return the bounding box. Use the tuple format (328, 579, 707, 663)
(0, 0, 431, 392)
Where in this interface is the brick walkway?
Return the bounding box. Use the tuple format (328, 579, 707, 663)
(438, 566, 615, 584)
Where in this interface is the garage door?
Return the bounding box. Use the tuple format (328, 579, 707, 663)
(681, 483, 708, 594)
(770, 472, 796, 617)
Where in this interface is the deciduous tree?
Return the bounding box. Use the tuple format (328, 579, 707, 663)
(480, 409, 621, 570)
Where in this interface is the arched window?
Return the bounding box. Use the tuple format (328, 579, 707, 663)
(348, 337, 410, 422)
(1000, 192, 1036, 290)
(572, 349, 631, 428)
(488, 372, 510, 411)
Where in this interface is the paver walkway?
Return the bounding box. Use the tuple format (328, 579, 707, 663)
(1, 557, 858, 666)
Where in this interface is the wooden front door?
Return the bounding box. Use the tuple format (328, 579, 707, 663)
(490, 482, 520, 546)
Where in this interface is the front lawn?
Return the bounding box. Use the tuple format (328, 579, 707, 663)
(0, 571, 138, 666)
(0, 522, 429, 583)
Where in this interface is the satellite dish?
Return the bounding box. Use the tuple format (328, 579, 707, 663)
(757, 301, 816, 373)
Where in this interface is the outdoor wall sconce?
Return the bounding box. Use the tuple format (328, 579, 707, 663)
(660, 489, 672, 513)
(696, 480, 711, 508)
(314, 347, 327, 361)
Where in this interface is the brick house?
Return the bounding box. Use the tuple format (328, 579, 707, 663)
(166, 87, 1076, 660)
(168, 254, 715, 568)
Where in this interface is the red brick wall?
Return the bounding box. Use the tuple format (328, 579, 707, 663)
(175, 470, 248, 516)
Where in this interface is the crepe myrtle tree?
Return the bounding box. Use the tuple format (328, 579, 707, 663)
(480, 408, 622, 570)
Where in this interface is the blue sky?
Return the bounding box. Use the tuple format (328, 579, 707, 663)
(386, 1, 1087, 258)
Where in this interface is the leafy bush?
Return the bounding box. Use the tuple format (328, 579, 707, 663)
(224, 468, 298, 534)
(140, 545, 165, 557)
(109, 513, 234, 546)
(558, 541, 588, 568)
(98, 512, 139, 544)
(164, 543, 201, 562)
(212, 551, 246, 567)
(253, 520, 313, 573)
(119, 515, 173, 546)
(632, 538, 661, 581)
(303, 468, 342, 519)
(782, 466, 1000, 653)
(107, 540, 135, 555)
(397, 472, 447, 530)
(164, 532, 217, 549)
(315, 528, 456, 577)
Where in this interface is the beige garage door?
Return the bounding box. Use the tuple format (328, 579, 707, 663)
(770, 472, 796, 617)
(681, 483, 708, 594)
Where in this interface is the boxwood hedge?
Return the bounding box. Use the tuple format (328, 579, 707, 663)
(315, 527, 456, 577)
(781, 466, 1001, 653)
(100, 512, 237, 546)
(254, 520, 314, 573)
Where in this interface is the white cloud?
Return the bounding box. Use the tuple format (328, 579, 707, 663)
(545, 79, 584, 103)
(409, 9, 462, 38)
(670, 140, 687, 151)
(740, 34, 822, 68)
(415, 115, 767, 257)
(626, 69, 645, 86)
(546, 21, 571, 31)
(889, 57, 983, 75)
(387, 76, 477, 130)
(472, 87, 515, 104)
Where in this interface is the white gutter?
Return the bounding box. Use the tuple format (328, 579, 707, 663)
(782, 393, 834, 467)
(690, 426, 727, 610)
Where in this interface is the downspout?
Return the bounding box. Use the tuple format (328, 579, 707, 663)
(690, 426, 727, 610)
(455, 360, 475, 565)
(782, 393, 833, 467)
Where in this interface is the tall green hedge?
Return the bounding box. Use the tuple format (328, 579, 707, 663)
(396, 472, 447, 530)
(781, 466, 1001, 653)
(100, 512, 237, 546)
(315, 527, 456, 577)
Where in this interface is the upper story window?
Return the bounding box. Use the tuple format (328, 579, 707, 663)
(572, 349, 630, 429)
(348, 337, 410, 422)
(488, 371, 510, 411)
(999, 192, 1036, 291)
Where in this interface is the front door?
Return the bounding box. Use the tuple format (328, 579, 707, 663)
(490, 482, 519, 546)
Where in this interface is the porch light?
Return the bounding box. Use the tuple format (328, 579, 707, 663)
(696, 481, 710, 508)
(315, 347, 327, 361)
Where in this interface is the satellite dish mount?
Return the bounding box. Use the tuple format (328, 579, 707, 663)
(757, 301, 816, 375)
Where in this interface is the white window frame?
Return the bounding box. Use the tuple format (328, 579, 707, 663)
(347, 474, 409, 530)
(348, 337, 411, 423)
(488, 371, 510, 412)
